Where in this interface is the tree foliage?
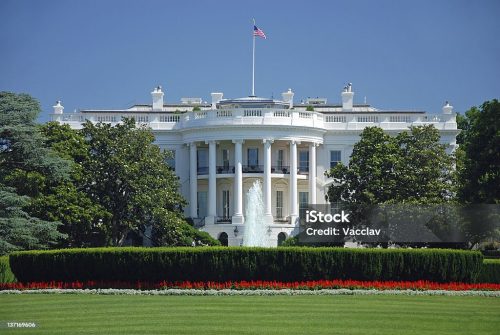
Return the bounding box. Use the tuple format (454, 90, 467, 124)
(457, 99, 500, 204)
(326, 125, 454, 206)
(0, 92, 68, 254)
(80, 118, 188, 246)
(0, 92, 70, 196)
(0, 186, 66, 255)
(32, 122, 110, 247)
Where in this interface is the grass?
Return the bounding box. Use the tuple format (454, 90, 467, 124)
(1, 295, 499, 334)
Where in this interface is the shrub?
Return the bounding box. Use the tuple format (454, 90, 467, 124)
(478, 259, 500, 283)
(0, 256, 16, 283)
(9, 247, 482, 283)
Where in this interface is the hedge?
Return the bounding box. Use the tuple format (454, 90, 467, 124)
(9, 247, 483, 284)
(0, 256, 16, 283)
(477, 259, 500, 283)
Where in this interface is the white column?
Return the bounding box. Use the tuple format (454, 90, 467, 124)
(207, 140, 217, 223)
(232, 140, 244, 224)
(263, 139, 273, 224)
(232, 140, 243, 223)
(189, 142, 198, 218)
(309, 143, 317, 204)
(289, 140, 299, 224)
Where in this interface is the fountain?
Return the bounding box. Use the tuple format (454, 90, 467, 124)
(242, 180, 268, 247)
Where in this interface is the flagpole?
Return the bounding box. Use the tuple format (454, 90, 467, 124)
(252, 18, 256, 96)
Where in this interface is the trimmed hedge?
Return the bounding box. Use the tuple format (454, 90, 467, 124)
(478, 259, 500, 283)
(9, 247, 483, 284)
(0, 256, 16, 283)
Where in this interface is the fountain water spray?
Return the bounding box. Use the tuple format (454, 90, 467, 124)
(243, 180, 268, 247)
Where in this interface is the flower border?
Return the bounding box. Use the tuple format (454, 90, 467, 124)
(1, 279, 499, 291)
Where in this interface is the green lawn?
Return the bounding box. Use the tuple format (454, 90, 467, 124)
(1, 295, 499, 335)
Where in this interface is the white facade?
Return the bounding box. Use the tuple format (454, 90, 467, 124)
(52, 85, 459, 247)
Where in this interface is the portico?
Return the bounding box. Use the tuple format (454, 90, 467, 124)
(188, 138, 321, 226)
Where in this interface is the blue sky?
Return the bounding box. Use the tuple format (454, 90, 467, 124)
(1, 0, 499, 122)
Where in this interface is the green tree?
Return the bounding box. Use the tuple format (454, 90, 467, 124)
(457, 99, 500, 204)
(0, 92, 68, 253)
(326, 125, 454, 205)
(0, 186, 66, 255)
(0, 92, 69, 196)
(31, 122, 111, 247)
(151, 209, 220, 246)
(80, 118, 188, 246)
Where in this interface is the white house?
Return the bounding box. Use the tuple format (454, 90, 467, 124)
(52, 84, 459, 246)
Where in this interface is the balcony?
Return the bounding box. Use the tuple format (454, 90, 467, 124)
(215, 216, 232, 224)
(217, 165, 235, 174)
(242, 165, 263, 173)
(56, 109, 457, 133)
(274, 217, 290, 224)
(198, 165, 306, 175)
(271, 165, 290, 174)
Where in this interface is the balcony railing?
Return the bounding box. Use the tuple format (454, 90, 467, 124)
(242, 165, 263, 173)
(274, 217, 290, 224)
(215, 216, 232, 224)
(271, 165, 290, 174)
(56, 109, 456, 132)
(217, 165, 235, 174)
(199, 165, 302, 175)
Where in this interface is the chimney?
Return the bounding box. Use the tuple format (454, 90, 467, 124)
(53, 100, 64, 114)
(442, 101, 453, 114)
(52, 100, 64, 122)
(211, 92, 223, 109)
(151, 86, 164, 110)
(341, 83, 354, 111)
(282, 88, 295, 108)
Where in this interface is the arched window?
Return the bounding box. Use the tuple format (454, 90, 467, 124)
(218, 232, 228, 246)
(277, 232, 287, 246)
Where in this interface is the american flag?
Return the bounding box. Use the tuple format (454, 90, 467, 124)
(253, 25, 266, 39)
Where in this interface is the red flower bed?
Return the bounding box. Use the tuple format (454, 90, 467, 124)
(1, 279, 500, 291)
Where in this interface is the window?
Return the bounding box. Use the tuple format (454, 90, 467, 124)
(248, 148, 258, 167)
(135, 115, 149, 123)
(277, 232, 287, 246)
(276, 190, 284, 219)
(197, 148, 208, 174)
(222, 190, 230, 218)
(357, 115, 378, 123)
(330, 150, 341, 168)
(299, 150, 309, 173)
(218, 232, 228, 247)
(197, 191, 207, 218)
(390, 115, 412, 123)
(277, 149, 284, 169)
(165, 150, 175, 171)
(222, 149, 230, 170)
(299, 192, 309, 218)
(96, 115, 117, 123)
